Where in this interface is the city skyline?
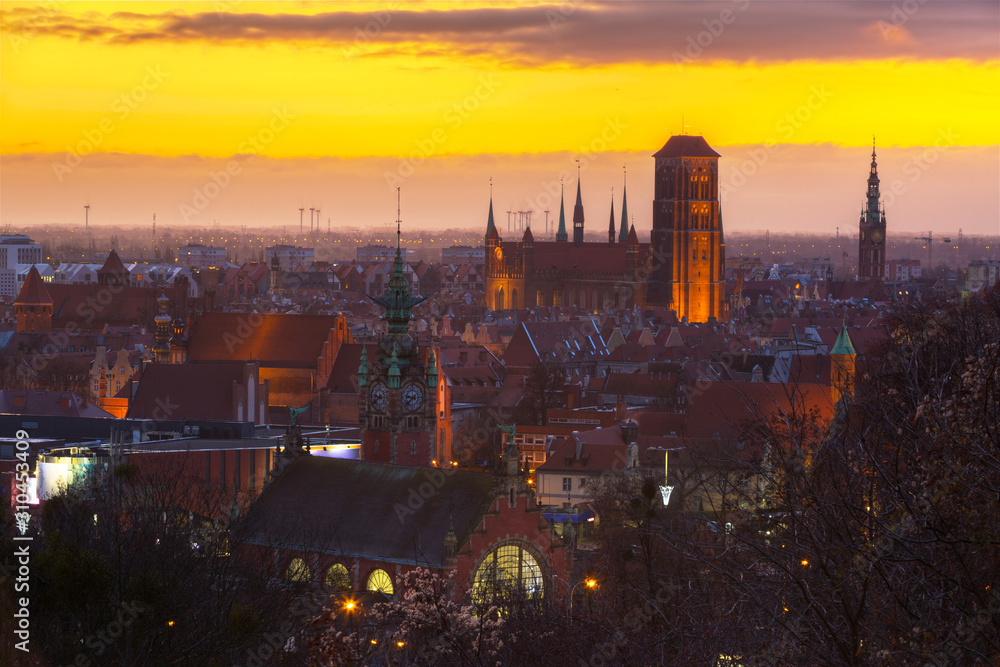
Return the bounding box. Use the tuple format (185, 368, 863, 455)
(1, 1, 998, 234)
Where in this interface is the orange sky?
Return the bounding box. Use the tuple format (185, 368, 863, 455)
(1, 1, 998, 234)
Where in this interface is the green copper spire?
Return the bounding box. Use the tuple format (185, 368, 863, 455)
(619, 167, 629, 243)
(831, 323, 856, 356)
(556, 181, 568, 242)
(368, 189, 428, 342)
(357, 345, 368, 387)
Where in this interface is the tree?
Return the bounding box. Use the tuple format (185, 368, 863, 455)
(523, 362, 564, 425)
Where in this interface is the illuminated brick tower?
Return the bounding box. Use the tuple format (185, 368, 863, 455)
(359, 197, 440, 466)
(858, 138, 887, 281)
(651, 135, 726, 323)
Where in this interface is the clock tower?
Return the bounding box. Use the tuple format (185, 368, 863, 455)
(858, 138, 887, 281)
(359, 198, 440, 466)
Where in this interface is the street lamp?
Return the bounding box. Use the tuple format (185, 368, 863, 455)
(554, 575, 598, 625)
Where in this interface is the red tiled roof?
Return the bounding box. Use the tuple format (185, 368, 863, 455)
(684, 381, 833, 441)
(187, 313, 337, 367)
(0, 390, 113, 418)
(127, 363, 249, 420)
(325, 343, 368, 393)
(14, 267, 53, 305)
(652, 135, 721, 159)
(514, 240, 649, 275)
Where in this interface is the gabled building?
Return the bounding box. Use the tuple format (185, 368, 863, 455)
(237, 443, 567, 602)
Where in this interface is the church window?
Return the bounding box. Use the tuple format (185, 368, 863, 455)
(411, 439, 417, 455)
(325, 564, 351, 591)
(366, 569, 394, 595)
(286, 558, 310, 583)
(472, 542, 544, 604)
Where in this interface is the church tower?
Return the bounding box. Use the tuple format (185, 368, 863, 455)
(572, 169, 585, 246)
(830, 323, 857, 405)
(555, 182, 568, 243)
(14, 266, 53, 333)
(618, 170, 629, 243)
(651, 135, 726, 323)
(858, 138, 887, 281)
(359, 193, 439, 466)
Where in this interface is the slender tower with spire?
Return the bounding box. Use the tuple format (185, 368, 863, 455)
(572, 164, 585, 246)
(608, 189, 616, 244)
(619, 166, 629, 243)
(858, 137, 887, 281)
(360, 188, 439, 466)
(555, 179, 568, 242)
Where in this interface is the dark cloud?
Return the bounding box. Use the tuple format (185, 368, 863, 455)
(2, 2, 997, 63)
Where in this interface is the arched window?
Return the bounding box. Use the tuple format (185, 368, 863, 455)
(553, 290, 562, 307)
(286, 558, 310, 583)
(472, 541, 544, 604)
(325, 563, 351, 591)
(497, 287, 505, 310)
(366, 569, 394, 595)
(536, 290, 544, 307)
(511, 289, 518, 310)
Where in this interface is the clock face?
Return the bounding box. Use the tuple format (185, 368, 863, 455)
(370, 383, 388, 412)
(402, 384, 424, 412)
(494, 246, 503, 262)
(872, 230, 884, 243)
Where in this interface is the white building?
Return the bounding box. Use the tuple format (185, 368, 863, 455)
(266, 245, 315, 271)
(178, 244, 226, 269)
(966, 259, 1000, 292)
(356, 245, 409, 263)
(0, 234, 44, 298)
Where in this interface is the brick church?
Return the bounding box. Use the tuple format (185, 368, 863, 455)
(484, 134, 727, 323)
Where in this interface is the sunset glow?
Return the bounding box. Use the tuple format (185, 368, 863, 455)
(1, 1, 997, 232)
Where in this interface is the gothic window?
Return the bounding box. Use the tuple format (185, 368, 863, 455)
(286, 558, 310, 583)
(472, 542, 544, 604)
(536, 290, 544, 307)
(411, 440, 417, 455)
(366, 569, 394, 595)
(325, 564, 351, 591)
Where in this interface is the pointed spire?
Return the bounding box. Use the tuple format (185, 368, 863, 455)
(555, 179, 568, 242)
(573, 163, 585, 246)
(608, 188, 616, 244)
(619, 165, 629, 243)
(485, 178, 496, 240)
(831, 322, 857, 356)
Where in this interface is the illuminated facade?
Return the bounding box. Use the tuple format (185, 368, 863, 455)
(358, 224, 443, 466)
(650, 135, 727, 323)
(858, 140, 888, 281)
(484, 134, 727, 322)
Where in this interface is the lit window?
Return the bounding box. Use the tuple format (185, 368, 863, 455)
(562, 478, 572, 492)
(366, 569, 394, 595)
(472, 542, 544, 603)
(325, 564, 351, 591)
(286, 558, 310, 583)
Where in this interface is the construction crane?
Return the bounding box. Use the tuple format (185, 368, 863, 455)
(914, 232, 934, 272)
